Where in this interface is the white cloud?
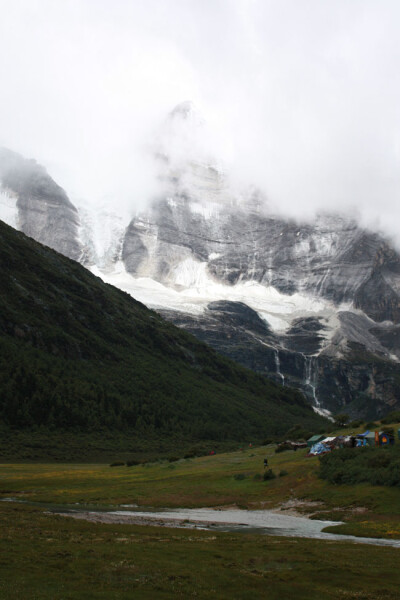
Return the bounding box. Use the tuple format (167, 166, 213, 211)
(0, 0, 399, 239)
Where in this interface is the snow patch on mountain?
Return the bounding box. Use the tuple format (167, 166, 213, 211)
(172, 257, 210, 288)
(78, 206, 130, 271)
(190, 200, 221, 220)
(92, 253, 343, 349)
(0, 187, 18, 229)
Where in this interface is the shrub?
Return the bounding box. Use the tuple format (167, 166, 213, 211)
(109, 461, 124, 467)
(253, 473, 262, 481)
(168, 456, 179, 463)
(184, 450, 196, 459)
(319, 445, 400, 487)
(349, 419, 363, 428)
(381, 410, 400, 424)
(367, 453, 390, 469)
(279, 469, 288, 477)
(275, 442, 292, 453)
(333, 414, 349, 427)
(382, 427, 394, 435)
(285, 424, 311, 441)
(126, 459, 141, 467)
(263, 469, 276, 481)
(233, 473, 247, 481)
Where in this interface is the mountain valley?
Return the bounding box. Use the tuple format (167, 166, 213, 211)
(1, 104, 400, 420)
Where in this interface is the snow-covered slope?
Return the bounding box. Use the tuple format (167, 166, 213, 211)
(78, 205, 130, 271)
(0, 188, 18, 229)
(96, 257, 338, 337)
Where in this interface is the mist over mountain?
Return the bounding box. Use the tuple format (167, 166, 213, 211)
(1, 1, 400, 242)
(2, 99, 400, 420)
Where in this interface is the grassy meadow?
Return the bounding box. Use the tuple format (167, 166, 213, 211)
(1, 422, 400, 598)
(1, 500, 400, 600)
(1, 424, 400, 538)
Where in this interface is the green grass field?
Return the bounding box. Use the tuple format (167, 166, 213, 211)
(1, 428, 400, 539)
(2, 423, 400, 597)
(1, 501, 400, 600)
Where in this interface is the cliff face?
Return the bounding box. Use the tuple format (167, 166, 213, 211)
(123, 175, 400, 324)
(158, 302, 400, 419)
(0, 148, 81, 261)
(118, 144, 400, 418)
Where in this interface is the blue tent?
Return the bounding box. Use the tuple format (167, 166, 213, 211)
(309, 442, 331, 455)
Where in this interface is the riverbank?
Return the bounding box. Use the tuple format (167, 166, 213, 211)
(1, 443, 400, 540)
(1, 500, 400, 600)
(55, 506, 400, 548)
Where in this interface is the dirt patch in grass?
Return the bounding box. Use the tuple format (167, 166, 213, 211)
(56, 510, 227, 530)
(275, 499, 325, 517)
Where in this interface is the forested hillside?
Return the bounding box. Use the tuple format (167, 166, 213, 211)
(0, 220, 326, 459)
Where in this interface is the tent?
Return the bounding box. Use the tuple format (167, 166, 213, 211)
(363, 432, 376, 447)
(378, 431, 395, 446)
(309, 442, 331, 456)
(355, 430, 375, 447)
(307, 434, 325, 448)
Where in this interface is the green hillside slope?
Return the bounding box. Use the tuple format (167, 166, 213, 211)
(0, 220, 326, 459)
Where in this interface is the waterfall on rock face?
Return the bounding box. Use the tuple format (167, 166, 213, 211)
(303, 355, 333, 419)
(304, 355, 320, 408)
(274, 349, 285, 386)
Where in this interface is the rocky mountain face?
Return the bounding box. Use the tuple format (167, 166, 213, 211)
(0, 148, 81, 261)
(2, 103, 400, 420)
(117, 120, 400, 419)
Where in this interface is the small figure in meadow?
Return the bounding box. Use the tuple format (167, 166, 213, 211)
(264, 457, 268, 468)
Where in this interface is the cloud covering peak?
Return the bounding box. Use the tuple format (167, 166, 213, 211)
(0, 0, 400, 239)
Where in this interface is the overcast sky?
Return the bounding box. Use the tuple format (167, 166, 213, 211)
(0, 0, 400, 239)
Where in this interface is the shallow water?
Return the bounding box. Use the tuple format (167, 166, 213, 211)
(106, 507, 400, 548)
(3, 499, 400, 547)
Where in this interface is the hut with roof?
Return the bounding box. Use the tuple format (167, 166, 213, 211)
(307, 434, 325, 448)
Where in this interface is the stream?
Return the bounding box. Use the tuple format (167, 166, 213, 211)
(53, 504, 400, 548)
(3, 498, 400, 547)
